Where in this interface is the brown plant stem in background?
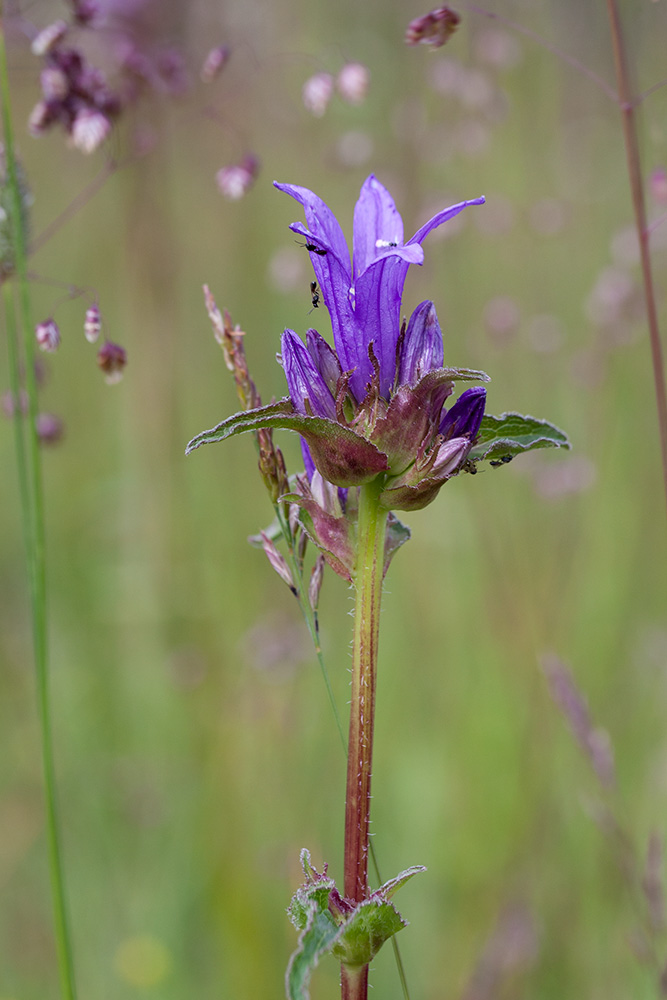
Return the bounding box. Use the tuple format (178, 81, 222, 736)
(605, 0, 667, 518)
(342, 477, 387, 1000)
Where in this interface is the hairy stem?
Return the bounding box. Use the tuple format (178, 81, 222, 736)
(342, 478, 387, 999)
(341, 964, 368, 1000)
(0, 13, 78, 1000)
(605, 0, 667, 516)
(278, 505, 413, 1000)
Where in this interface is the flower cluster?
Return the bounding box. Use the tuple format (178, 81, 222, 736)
(29, 17, 121, 153)
(27, 1, 191, 154)
(274, 175, 487, 510)
(188, 176, 569, 583)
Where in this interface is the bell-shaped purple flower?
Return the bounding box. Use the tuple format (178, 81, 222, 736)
(274, 174, 484, 399)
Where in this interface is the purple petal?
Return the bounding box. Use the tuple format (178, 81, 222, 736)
(353, 175, 405, 278)
(281, 329, 337, 419)
(306, 328, 342, 392)
(439, 386, 486, 440)
(397, 300, 444, 387)
(407, 196, 485, 247)
(288, 221, 360, 377)
(274, 181, 351, 271)
(301, 438, 316, 480)
(352, 248, 424, 398)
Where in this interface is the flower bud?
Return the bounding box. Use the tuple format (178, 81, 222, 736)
(302, 73, 334, 117)
(97, 340, 127, 383)
(439, 386, 486, 441)
(429, 435, 469, 477)
(336, 63, 370, 105)
(31, 21, 68, 56)
(35, 318, 61, 352)
(200, 45, 231, 83)
(84, 303, 101, 343)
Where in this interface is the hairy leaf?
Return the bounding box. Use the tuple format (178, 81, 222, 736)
(469, 412, 570, 464)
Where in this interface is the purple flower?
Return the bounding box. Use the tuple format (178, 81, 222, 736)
(275, 174, 484, 400)
(188, 176, 490, 513)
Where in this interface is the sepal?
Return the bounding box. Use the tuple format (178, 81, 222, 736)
(280, 492, 355, 581)
(370, 366, 489, 474)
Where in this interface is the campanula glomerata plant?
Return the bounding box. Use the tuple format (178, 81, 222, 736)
(187, 174, 569, 1000)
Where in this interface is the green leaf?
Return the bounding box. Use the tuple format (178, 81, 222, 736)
(376, 865, 426, 901)
(469, 412, 571, 464)
(332, 900, 407, 970)
(288, 881, 337, 932)
(285, 851, 424, 996)
(286, 901, 341, 1000)
(185, 400, 293, 453)
(186, 400, 388, 487)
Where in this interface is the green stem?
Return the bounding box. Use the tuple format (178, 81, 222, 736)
(342, 477, 387, 1000)
(605, 0, 667, 518)
(0, 15, 78, 1000)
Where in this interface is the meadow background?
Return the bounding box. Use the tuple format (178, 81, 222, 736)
(2, 0, 667, 997)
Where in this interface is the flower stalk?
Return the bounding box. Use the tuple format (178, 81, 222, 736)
(605, 0, 667, 517)
(342, 475, 388, 999)
(0, 10, 78, 1000)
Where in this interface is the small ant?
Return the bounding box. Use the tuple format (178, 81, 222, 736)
(296, 239, 328, 257)
(309, 280, 320, 313)
(490, 454, 513, 468)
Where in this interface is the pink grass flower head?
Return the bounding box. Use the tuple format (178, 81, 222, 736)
(405, 6, 461, 48)
(84, 303, 102, 342)
(71, 108, 112, 153)
(650, 167, 667, 205)
(336, 63, 370, 105)
(302, 72, 334, 117)
(31, 21, 69, 56)
(35, 318, 61, 352)
(36, 412, 65, 444)
(97, 339, 127, 383)
(216, 155, 260, 200)
(200, 45, 231, 83)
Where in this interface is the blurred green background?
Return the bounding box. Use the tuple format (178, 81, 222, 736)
(2, 0, 667, 997)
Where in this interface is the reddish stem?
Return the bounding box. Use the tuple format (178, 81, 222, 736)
(341, 478, 387, 999)
(606, 0, 667, 517)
